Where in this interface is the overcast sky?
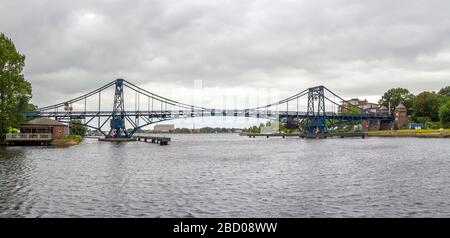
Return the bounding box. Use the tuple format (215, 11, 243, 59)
(1, 0, 450, 127)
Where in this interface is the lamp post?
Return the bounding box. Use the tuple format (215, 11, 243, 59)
(64, 102, 73, 135)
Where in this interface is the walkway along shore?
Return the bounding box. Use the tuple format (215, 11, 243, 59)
(367, 132, 449, 138)
(241, 131, 450, 139)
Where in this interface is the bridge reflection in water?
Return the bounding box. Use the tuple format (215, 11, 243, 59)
(24, 79, 394, 139)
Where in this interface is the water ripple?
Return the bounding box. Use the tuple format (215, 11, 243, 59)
(1, 135, 450, 217)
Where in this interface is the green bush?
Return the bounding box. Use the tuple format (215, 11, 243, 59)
(70, 120, 87, 137)
(425, 121, 440, 129)
(413, 116, 431, 125)
(67, 135, 82, 143)
(439, 100, 450, 128)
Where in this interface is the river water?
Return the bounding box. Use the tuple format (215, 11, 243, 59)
(0, 134, 449, 217)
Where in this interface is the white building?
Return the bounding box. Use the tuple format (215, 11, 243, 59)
(339, 98, 380, 113)
(153, 124, 175, 133)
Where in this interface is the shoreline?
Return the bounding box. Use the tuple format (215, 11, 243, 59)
(367, 133, 449, 138)
(239, 131, 450, 139)
(367, 129, 450, 138)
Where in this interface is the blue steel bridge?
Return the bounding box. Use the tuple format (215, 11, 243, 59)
(25, 79, 394, 138)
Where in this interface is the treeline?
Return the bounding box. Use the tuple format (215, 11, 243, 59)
(193, 127, 243, 133)
(378, 87, 450, 128)
(245, 121, 297, 134)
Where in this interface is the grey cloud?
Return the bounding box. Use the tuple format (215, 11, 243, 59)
(1, 0, 450, 107)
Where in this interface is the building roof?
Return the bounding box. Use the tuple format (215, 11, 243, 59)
(20, 117, 67, 127)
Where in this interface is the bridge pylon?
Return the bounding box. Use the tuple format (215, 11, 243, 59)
(107, 79, 128, 138)
(303, 86, 327, 134)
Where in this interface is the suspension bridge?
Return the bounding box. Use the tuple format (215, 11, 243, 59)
(24, 78, 394, 139)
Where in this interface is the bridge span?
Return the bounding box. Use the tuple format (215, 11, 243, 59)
(25, 78, 394, 138)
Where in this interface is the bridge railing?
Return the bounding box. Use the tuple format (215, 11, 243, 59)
(5, 133, 53, 141)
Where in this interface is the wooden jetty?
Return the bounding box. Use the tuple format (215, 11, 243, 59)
(98, 137, 136, 142)
(133, 135, 171, 145)
(5, 133, 53, 146)
(242, 132, 367, 139)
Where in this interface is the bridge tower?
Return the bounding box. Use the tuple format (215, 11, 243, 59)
(107, 79, 128, 138)
(303, 86, 327, 134)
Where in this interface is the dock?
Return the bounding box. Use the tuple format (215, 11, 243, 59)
(133, 135, 171, 145)
(5, 133, 53, 146)
(242, 132, 367, 139)
(98, 137, 137, 142)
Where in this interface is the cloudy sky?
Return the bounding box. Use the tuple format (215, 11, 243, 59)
(1, 0, 450, 127)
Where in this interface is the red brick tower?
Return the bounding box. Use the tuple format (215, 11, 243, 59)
(394, 104, 408, 129)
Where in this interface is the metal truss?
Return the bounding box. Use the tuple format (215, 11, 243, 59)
(25, 79, 394, 137)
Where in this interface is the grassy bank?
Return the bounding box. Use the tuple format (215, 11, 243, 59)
(51, 135, 82, 147)
(368, 129, 450, 134)
(367, 129, 450, 138)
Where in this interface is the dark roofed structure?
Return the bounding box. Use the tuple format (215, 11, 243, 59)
(18, 117, 67, 127)
(6, 118, 69, 145)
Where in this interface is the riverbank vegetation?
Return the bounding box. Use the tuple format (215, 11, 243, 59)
(367, 128, 450, 138)
(380, 86, 450, 129)
(53, 120, 87, 146)
(245, 120, 298, 134)
(70, 120, 87, 137)
(51, 135, 82, 147)
(368, 129, 450, 135)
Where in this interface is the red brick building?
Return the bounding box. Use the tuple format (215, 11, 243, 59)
(17, 117, 69, 139)
(394, 104, 408, 129)
(6, 118, 69, 145)
(339, 98, 409, 131)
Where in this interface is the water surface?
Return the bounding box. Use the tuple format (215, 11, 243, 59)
(1, 134, 449, 217)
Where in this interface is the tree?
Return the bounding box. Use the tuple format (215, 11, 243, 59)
(438, 86, 450, 96)
(70, 120, 87, 137)
(378, 88, 415, 114)
(0, 33, 32, 141)
(248, 125, 260, 133)
(439, 99, 450, 128)
(413, 91, 441, 121)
